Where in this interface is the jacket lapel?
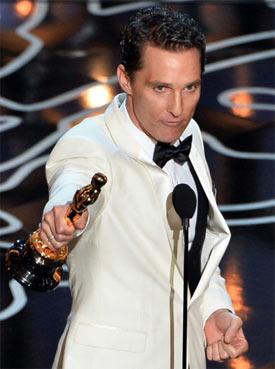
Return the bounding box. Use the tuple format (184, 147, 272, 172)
(104, 94, 142, 161)
(104, 93, 175, 245)
(104, 94, 184, 294)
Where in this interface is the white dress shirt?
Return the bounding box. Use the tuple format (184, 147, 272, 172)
(120, 99, 198, 246)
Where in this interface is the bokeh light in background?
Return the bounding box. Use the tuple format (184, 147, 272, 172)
(230, 92, 254, 118)
(225, 260, 251, 319)
(230, 356, 255, 369)
(14, 0, 35, 18)
(225, 259, 254, 369)
(80, 85, 114, 109)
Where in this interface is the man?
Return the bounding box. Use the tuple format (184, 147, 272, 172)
(40, 6, 248, 369)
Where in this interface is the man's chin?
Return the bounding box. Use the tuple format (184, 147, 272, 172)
(156, 124, 188, 143)
(156, 131, 186, 144)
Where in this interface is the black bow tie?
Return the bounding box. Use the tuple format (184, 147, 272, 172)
(153, 135, 192, 168)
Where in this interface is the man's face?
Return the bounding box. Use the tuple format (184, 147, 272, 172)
(117, 45, 202, 143)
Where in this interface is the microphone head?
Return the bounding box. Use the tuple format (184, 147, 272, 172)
(172, 184, 197, 219)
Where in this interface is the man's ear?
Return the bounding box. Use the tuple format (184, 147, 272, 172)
(117, 64, 132, 95)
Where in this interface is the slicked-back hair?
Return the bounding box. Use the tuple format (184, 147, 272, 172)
(119, 6, 206, 79)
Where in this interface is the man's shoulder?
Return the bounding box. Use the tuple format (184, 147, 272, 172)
(63, 113, 107, 142)
(48, 112, 116, 163)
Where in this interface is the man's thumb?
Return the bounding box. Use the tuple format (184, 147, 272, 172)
(73, 211, 89, 230)
(224, 316, 242, 343)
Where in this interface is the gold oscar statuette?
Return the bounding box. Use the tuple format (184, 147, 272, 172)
(5, 172, 107, 292)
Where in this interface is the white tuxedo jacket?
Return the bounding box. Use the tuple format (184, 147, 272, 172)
(45, 94, 233, 369)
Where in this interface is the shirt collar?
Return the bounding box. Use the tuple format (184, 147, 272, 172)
(120, 98, 155, 160)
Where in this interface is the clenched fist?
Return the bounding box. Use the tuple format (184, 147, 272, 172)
(39, 205, 89, 250)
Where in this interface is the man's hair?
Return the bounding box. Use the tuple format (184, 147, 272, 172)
(119, 6, 206, 78)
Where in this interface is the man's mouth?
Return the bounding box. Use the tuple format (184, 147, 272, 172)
(163, 120, 183, 126)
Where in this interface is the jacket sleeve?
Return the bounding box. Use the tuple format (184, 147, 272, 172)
(43, 131, 112, 227)
(200, 267, 234, 328)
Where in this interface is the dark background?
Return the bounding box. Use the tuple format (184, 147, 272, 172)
(1, 1, 274, 369)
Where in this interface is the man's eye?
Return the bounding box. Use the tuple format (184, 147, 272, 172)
(154, 85, 166, 92)
(186, 85, 195, 92)
(185, 83, 200, 92)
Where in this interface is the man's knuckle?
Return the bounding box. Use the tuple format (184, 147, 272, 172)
(39, 231, 46, 242)
(235, 316, 243, 325)
(56, 222, 68, 233)
(53, 205, 59, 213)
(44, 213, 51, 222)
(54, 234, 62, 242)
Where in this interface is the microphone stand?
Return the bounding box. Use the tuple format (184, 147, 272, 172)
(171, 182, 196, 369)
(182, 217, 189, 369)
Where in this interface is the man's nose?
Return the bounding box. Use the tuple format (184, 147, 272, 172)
(167, 92, 183, 117)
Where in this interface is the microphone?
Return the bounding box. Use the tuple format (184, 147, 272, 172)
(172, 184, 196, 227)
(172, 183, 197, 369)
